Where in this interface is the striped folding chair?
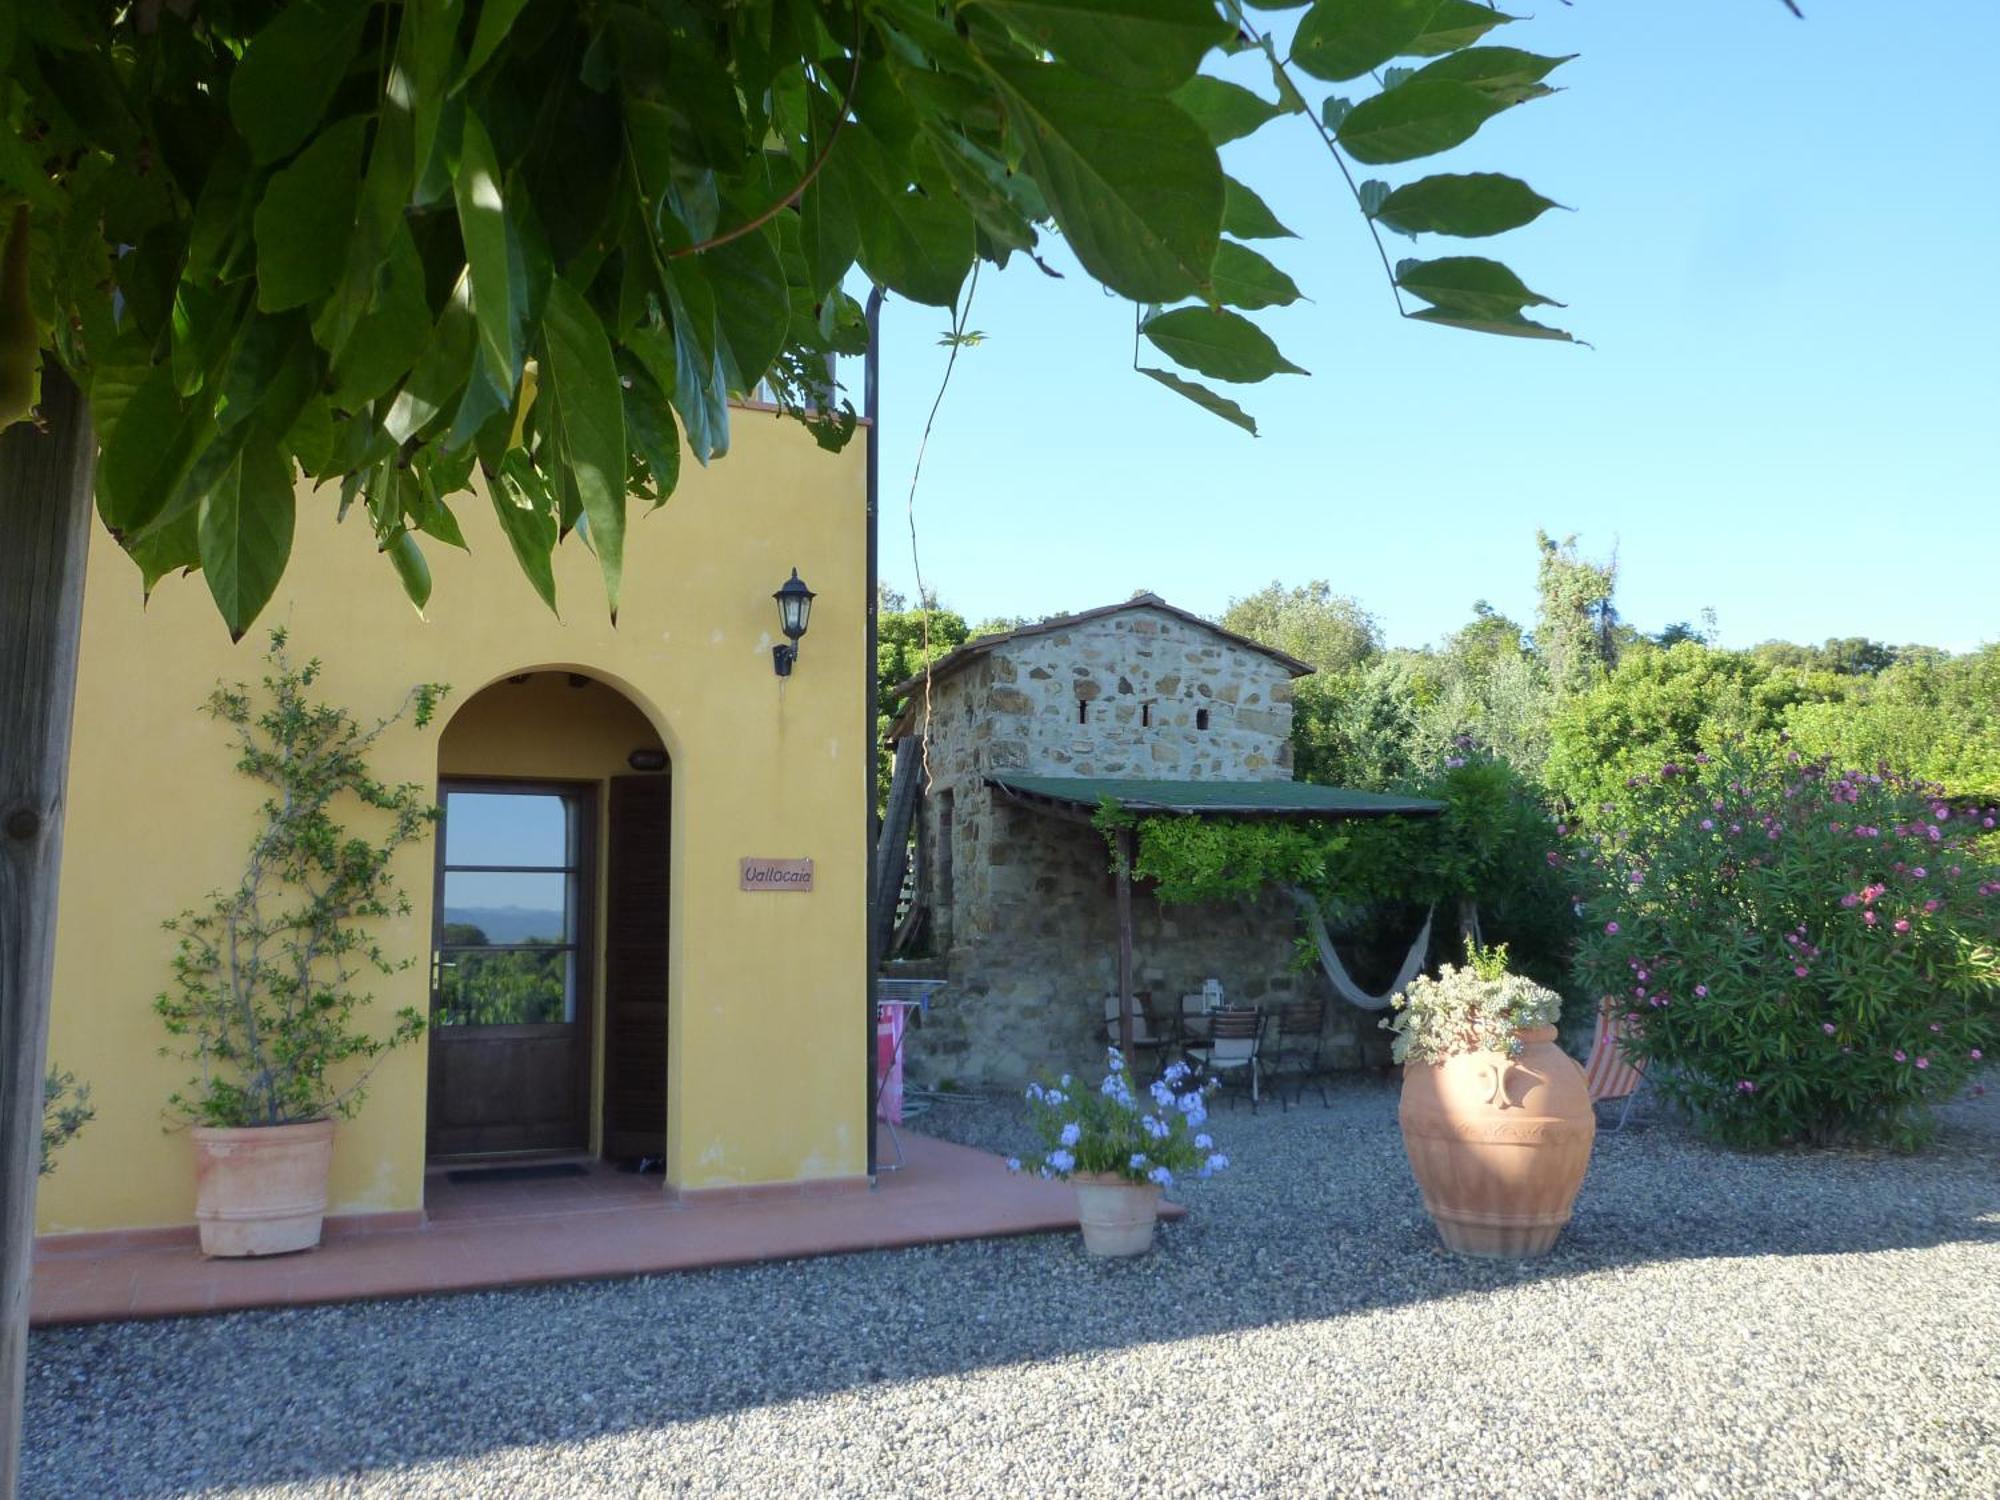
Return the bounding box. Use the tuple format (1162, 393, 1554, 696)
(1583, 999, 1648, 1132)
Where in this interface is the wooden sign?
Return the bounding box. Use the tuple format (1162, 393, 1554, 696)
(740, 857, 814, 892)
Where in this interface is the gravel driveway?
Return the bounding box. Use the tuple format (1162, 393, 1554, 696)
(25, 1078, 2000, 1499)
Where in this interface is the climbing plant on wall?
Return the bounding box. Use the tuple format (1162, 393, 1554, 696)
(1098, 748, 1573, 994)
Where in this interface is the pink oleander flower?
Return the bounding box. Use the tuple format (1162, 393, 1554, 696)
(1864, 911, 1878, 926)
(1915, 1057, 1930, 1070)
(1822, 1023, 1837, 1035)
(1793, 965, 1809, 977)
(1929, 1023, 1943, 1033)
(1972, 1049, 1984, 1061)
(1840, 893, 1859, 908)
(1605, 921, 1620, 935)
(1694, 984, 1709, 998)
(1894, 919, 1910, 934)
(1700, 818, 1714, 831)
(1894, 1050, 1907, 1063)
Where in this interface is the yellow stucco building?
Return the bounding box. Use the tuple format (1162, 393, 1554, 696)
(37, 409, 871, 1236)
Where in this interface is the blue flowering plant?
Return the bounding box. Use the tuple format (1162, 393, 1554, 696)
(1008, 1048, 1230, 1189)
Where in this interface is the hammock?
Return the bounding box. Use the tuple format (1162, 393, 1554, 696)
(1288, 887, 1435, 1012)
(1287, 893, 1485, 1012)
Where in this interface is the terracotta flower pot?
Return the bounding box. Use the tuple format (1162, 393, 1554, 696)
(1398, 1024, 1595, 1258)
(190, 1119, 336, 1257)
(1071, 1173, 1163, 1257)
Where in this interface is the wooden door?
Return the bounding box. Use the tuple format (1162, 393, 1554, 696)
(602, 774, 671, 1162)
(427, 783, 595, 1158)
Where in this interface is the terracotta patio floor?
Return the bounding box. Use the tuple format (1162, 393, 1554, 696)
(30, 1133, 1181, 1327)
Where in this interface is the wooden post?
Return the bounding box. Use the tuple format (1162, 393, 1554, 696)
(872, 737, 922, 958)
(1115, 827, 1136, 1057)
(0, 366, 94, 1497)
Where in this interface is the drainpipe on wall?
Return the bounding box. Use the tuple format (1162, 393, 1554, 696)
(864, 285, 883, 1183)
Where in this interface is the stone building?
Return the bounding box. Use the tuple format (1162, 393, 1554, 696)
(885, 595, 1384, 1087)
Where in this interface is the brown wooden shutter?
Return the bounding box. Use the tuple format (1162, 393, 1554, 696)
(602, 774, 671, 1161)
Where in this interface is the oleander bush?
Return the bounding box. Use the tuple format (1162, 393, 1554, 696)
(1573, 744, 2000, 1149)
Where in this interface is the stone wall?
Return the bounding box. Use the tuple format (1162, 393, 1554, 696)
(892, 602, 1379, 1089)
(982, 606, 1297, 782)
(907, 605, 1299, 955)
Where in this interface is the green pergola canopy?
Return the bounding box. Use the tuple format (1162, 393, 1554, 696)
(987, 775, 1445, 820)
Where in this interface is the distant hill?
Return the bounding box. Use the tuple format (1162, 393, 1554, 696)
(443, 906, 566, 945)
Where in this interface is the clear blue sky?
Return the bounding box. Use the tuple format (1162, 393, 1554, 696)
(861, 2, 1999, 654)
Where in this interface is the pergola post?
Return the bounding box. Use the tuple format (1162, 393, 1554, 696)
(1, 366, 95, 1499)
(1115, 826, 1136, 1057)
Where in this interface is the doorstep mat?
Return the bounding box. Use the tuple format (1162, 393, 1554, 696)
(444, 1163, 592, 1185)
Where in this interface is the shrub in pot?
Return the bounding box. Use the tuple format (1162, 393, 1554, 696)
(39, 1068, 92, 1177)
(155, 632, 443, 1256)
(1385, 943, 1593, 1257)
(1573, 744, 1998, 1150)
(1011, 1049, 1230, 1257)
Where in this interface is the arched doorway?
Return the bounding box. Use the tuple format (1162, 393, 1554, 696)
(427, 671, 671, 1165)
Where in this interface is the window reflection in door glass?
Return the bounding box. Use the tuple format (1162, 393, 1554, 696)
(436, 788, 584, 1029)
(440, 871, 570, 946)
(444, 792, 571, 868)
(436, 950, 575, 1026)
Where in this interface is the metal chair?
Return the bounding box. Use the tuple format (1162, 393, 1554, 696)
(1177, 992, 1211, 1048)
(1268, 999, 1329, 1108)
(1185, 1006, 1264, 1110)
(1101, 990, 1171, 1077)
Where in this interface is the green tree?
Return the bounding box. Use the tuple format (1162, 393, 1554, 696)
(876, 595, 971, 807)
(1446, 600, 1531, 678)
(1784, 644, 2000, 798)
(1221, 579, 1381, 676)
(1532, 530, 1619, 696)
(1289, 659, 1421, 790)
(1544, 642, 1847, 826)
(1750, 637, 1902, 675)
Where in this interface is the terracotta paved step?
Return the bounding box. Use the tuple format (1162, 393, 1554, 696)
(30, 1134, 1183, 1326)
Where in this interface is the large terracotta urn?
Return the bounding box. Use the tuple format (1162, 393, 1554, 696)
(1398, 1025, 1594, 1257)
(191, 1119, 336, 1257)
(1071, 1174, 1163, 1257)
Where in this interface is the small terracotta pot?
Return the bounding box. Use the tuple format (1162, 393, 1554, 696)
(191, 1119, 336, 1257)
(1071, 1173, 1163, 1257)
(1398, 1025, 1595, 1258)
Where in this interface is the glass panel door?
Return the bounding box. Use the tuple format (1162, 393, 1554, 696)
(436, 790, 583, 1026)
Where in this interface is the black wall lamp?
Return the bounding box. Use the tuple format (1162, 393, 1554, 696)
(772, 568, 816, 677)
